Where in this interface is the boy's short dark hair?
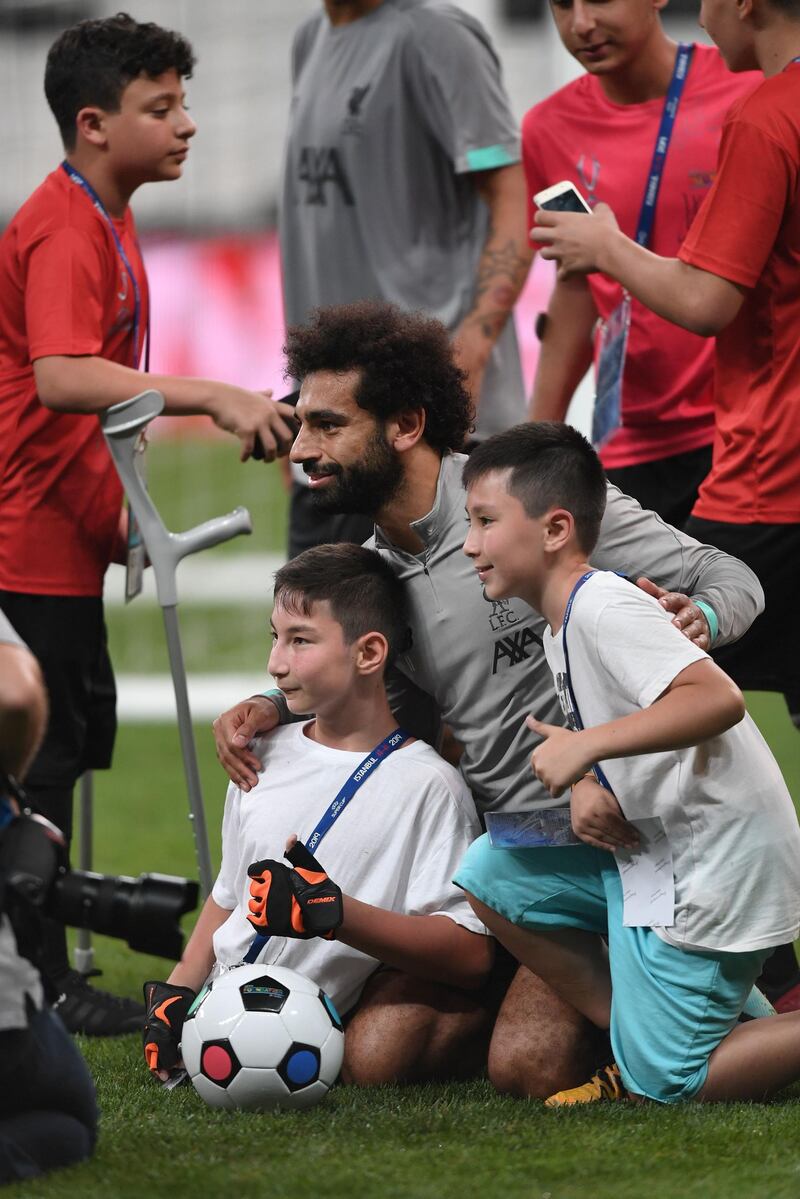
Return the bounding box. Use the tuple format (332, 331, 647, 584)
(273, 544, 410, 668)
(768, 0, 800, 15)
(284, 300, 474, 455)
(45, 12, 195, 150)
(463, 422, 608, 554)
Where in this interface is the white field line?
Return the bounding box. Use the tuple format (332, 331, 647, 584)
(117, 672, 275, 722)
(109, 554, 283, 719)
(104, 554, 286, 606)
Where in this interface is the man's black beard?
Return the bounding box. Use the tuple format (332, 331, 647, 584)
(304, 431, 403, 517)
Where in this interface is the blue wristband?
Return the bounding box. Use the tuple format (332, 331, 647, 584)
(694, 601, 718, 644)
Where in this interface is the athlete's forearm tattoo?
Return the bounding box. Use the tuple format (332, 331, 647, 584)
(462, 223, 532, 342)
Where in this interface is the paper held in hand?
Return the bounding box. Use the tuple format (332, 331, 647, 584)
(485, 810, 675, 929)
(615, 818, 675, 928)
(485, 808, 582, 849)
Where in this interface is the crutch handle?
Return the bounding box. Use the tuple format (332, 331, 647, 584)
(171, 507, 253, 559)
(100, 391, 253, 606)
(101, 388, 164, 438)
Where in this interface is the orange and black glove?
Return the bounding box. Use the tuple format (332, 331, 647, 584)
(142, 980, 196, 1075)
(246, 842, 343, 940)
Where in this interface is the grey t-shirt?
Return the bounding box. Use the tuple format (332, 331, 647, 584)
(369, 455, 765, 815)
(0, 610, 45, 1027)
(269, 456, 764, 816)
(279, 0, 525, 439)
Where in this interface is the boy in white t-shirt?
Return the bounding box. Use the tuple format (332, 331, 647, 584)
(142, 544, 492, 1085)
(457, 421, 800, 1105)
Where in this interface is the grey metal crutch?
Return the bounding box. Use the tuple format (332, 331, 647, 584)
(73, 771, 96, 975)
(100, 389, 252, 898)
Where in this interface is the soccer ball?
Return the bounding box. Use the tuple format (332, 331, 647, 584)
(181, 964, 345, 1110)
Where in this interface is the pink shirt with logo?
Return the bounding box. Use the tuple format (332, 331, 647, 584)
(523, 46, 758, 469)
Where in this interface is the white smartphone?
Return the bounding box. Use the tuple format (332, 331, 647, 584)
(533, 180, 592, 214)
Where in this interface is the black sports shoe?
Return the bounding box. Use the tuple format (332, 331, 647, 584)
(52, 969, 145, 1036)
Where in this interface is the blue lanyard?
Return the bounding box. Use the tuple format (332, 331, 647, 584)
(635, 43, 694, 248)
(560, 571, 615, 794)
(243, 726, 411, 963)
(60, 161, 149, 369)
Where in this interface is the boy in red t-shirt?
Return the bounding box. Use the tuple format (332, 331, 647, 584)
(524, 0, 757, 527)
(0, 14, 297, 1035)
(531, 0, 800, 1012)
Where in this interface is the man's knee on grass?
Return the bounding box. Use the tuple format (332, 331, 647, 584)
(487, 966, 605, 1099)
(341, 970, 492, 1086)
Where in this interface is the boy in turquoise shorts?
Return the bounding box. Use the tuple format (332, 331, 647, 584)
(457, 422, 800, 1104)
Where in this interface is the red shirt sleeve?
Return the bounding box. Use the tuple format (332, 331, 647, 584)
(679, 117, 793, 288)
(25, 226, 109, 360)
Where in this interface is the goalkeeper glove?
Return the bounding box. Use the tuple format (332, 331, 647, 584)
(246, 841, 343, 940)
(142, 980, 196, 1075)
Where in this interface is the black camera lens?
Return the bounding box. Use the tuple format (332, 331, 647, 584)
(52, 871, 199, 960)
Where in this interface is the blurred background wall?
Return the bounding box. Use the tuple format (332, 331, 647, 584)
(3, 0, 707, 230)
(0, 0, 707, 396)
(0, 0, 712, 709)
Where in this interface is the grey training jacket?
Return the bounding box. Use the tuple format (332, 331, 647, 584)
(369, 453, 764, 816)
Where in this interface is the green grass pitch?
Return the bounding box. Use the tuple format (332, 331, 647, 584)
(146, 434, 291, 556)
(7, 704, 798, 1199)
(10, 440, 799, 1198)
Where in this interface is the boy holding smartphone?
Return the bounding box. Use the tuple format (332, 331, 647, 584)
(524, 0, 757, 526)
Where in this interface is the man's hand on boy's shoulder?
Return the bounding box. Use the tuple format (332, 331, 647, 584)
(635, 577, 711, 651)
(213, 694, 280, 790)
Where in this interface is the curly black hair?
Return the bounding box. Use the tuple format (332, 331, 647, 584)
(45, 12, 195, 150)
(284, 301, 475, 455)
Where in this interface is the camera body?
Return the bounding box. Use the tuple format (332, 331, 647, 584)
(0, 798, 198, 963)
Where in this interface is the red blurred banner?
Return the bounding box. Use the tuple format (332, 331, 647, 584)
(143, 230, 555, 438)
